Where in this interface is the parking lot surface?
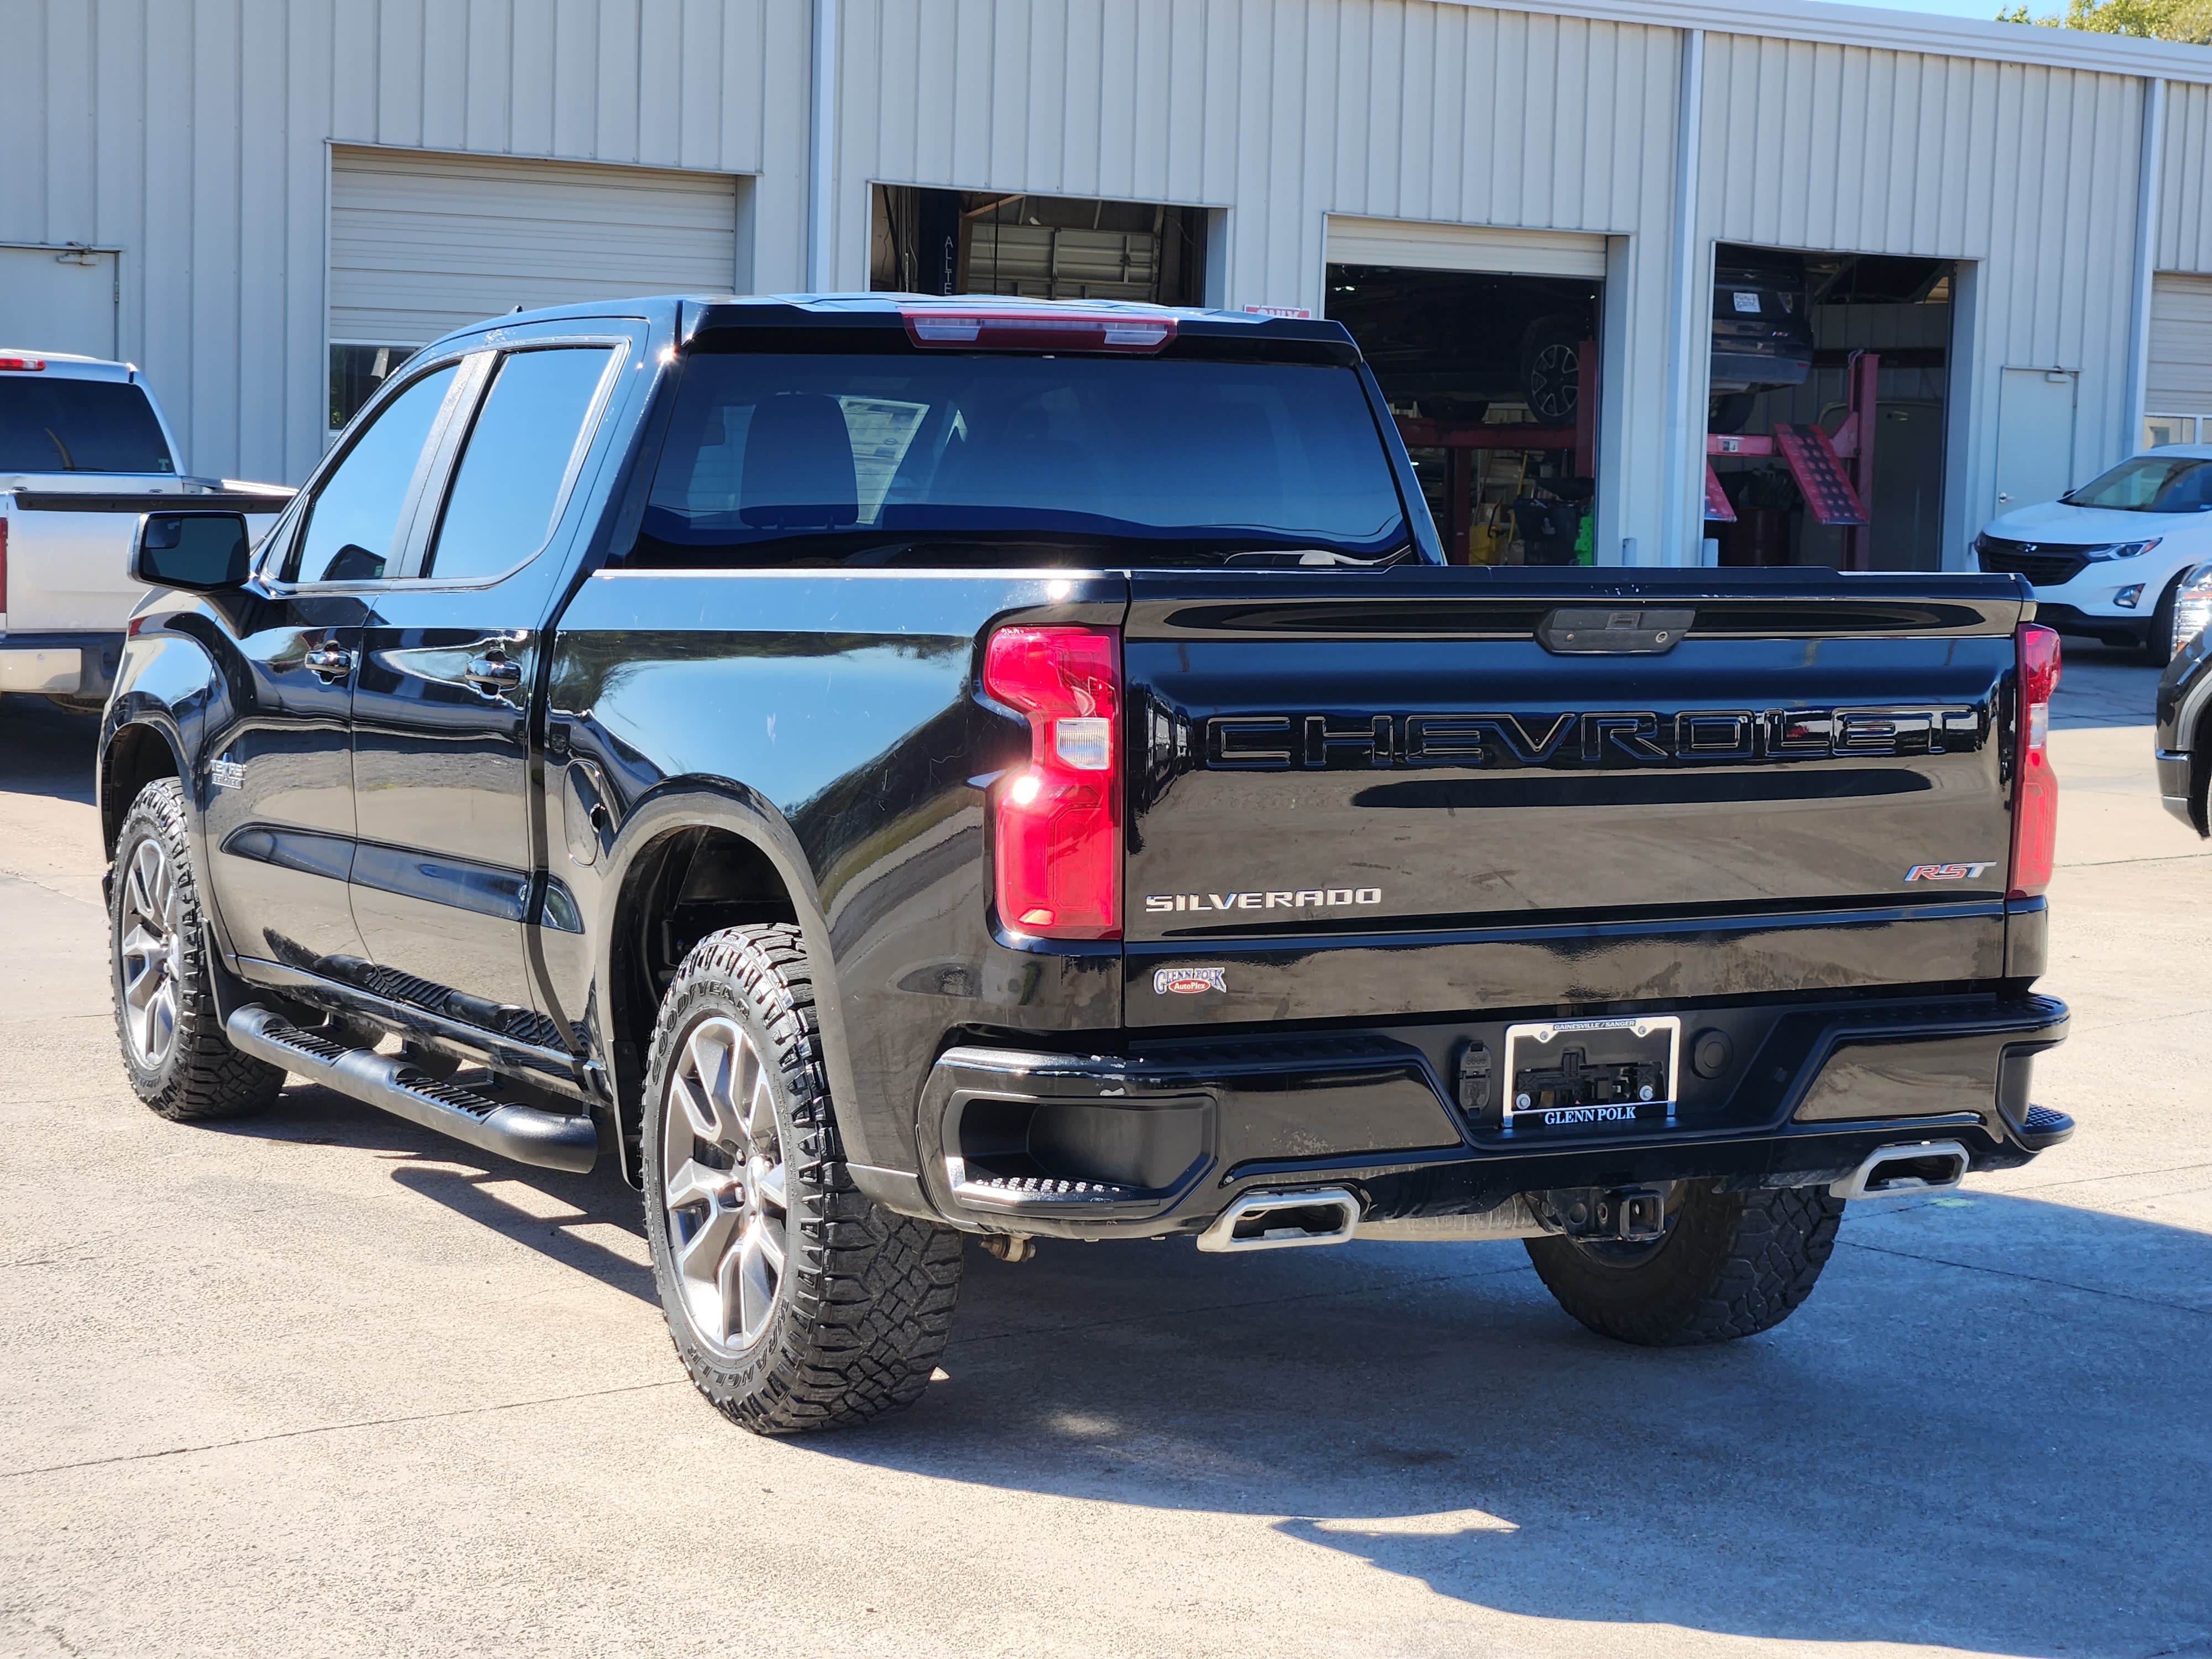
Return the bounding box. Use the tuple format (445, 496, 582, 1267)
(2, 651, 2208, 1659)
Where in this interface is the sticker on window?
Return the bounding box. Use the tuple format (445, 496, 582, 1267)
(1732, 292, 1761, 314)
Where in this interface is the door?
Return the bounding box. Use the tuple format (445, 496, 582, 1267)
(347, 340, 624, 1045)
(0, 246, 117, 359)
(206, 356, 469, 975)
(1995, 367, 2078, 515)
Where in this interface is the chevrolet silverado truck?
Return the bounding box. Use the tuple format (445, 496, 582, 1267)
(1, 348, 289, 709)
(100, 294, 2073, 1434)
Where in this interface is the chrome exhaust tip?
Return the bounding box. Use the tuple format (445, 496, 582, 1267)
(1195, 1187, 1360, 1253)
(1830, 1140, 1970, 1201)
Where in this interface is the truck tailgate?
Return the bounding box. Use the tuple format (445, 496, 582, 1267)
(2, 486, 288, 632)
(1123, 568, 2030, 1026)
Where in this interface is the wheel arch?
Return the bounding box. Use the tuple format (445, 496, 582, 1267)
(100, 717, 186, 859)
(593, 781, 855, 1188)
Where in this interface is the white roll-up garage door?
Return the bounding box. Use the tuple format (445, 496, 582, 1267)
(2146, 273, 2212, 444)
(328, 146, 740, 347)
(1324, 216, 1608, 279)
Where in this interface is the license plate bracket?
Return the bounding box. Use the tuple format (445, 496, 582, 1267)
(1501, 1016, 1681, 1134)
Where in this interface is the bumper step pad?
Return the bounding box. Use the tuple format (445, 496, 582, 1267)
(2016, 1104, 2075, 1151)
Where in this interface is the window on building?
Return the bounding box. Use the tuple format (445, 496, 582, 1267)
(329, 343, 422, 434)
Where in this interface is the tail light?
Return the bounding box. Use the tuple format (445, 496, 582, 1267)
(983, 625, 1121, 939)
(2172, 563, 2212, 660)
(2008, 623, 2060, 899)
(902, 305, 1175, 354)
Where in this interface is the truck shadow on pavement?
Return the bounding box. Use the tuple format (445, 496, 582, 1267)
(216, 1082, 2210, 1656)
(0, 697, 100, 804)
(852, 1186, 2212, 1657)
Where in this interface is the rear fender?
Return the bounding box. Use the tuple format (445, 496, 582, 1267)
(591, 780, 864, 1188)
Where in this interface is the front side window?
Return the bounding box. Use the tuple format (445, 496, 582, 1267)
(2065, 455, 2212, 513)
(420, 347, 618, 581)
(637, 350, 1410, 567)
(0, 377, 174, 473)
(284, 364, 460, 583)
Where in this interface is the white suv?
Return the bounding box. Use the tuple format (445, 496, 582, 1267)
(1975, 445, 2212, 666)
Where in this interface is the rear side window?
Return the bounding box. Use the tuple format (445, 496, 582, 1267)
(284, 364, 459, 583)
(635, 351, 1410, 567)
(0, 377, 174, 473)
(421, 347, 617, 581)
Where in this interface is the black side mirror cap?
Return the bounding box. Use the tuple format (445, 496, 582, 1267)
(131, 511, 252, 593)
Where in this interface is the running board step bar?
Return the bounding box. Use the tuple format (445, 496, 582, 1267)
(226, 1005, 597, 1174)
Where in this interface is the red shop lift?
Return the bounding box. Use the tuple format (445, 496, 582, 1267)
(1394, 339, 1600, 565)
(1704, 349, 1879, 571)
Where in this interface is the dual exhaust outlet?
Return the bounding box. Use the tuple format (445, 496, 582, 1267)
(1194, 1139, 1970, 1254)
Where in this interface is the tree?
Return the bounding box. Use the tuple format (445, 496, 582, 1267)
(1996, 0, 2212, 43)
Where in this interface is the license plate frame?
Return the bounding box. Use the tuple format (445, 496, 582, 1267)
(1501, 1015, 1682, 1134)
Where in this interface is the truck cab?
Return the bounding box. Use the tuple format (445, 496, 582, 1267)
(95, 294, 2072, 1435)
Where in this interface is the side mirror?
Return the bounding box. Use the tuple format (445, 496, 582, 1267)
(131, 512, 252, 593)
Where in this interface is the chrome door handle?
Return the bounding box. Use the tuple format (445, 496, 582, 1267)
(304, 644, 353, 682)
(464, 655, 523, 693)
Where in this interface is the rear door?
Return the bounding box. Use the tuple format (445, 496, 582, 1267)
(347, 331, 630, 1045)
(1121, 567, 2027, 1026)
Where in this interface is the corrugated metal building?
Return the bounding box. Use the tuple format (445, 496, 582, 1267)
(3, 0, 2210, 568)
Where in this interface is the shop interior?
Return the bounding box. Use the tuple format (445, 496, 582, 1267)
(1706, 246, 1955, 571)
(1325, 265, 1603, 565)
(870, 187, 1209, 305)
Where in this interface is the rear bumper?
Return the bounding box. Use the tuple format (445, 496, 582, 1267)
(866, 992, 2070, 1239)
(2033, 602, 2150, 650)
(0, 631, 124, 700)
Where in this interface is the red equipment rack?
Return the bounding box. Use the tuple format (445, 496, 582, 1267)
(1705, 348, 1880, 571)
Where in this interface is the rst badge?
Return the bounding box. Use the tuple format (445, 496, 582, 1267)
(1903, 862, 1996, 881)
(1154, 966, 1228, 995)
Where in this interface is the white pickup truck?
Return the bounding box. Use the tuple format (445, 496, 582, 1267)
(1, 349, 290, 709)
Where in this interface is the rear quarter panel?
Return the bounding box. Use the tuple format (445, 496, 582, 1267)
(544, 568, 1127, 1173)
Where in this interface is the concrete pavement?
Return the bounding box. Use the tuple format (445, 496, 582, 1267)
(1, 650, 2207, 1659)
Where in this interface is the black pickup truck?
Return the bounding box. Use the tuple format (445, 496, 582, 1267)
(101, 294, 2071, 1433)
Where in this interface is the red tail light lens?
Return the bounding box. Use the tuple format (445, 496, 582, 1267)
(984, 625, 1121, 939)
(2009, 623, 2060, 899)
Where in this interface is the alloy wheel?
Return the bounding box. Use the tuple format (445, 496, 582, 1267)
(660, 1015, 790, 1354)
(117, 836, 182, 1071)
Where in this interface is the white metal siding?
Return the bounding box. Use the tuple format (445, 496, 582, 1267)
(2147, 272, 2212, 416)
(1696, 33, 2145, 560)
(329, 148, 740, 346)
(837, 1, 1679, 565)
(0, 0, 794, 486)
(1324, 217, 1609, 277)
(4, 0, 2204, 554)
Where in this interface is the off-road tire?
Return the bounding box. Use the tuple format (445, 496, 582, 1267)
(109, 778, 285, 1120)
(1525, 1181, 1844, 1345)
(641, 924, 964, 1433)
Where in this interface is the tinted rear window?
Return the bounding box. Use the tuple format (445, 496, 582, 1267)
(633, 351, 1410, 567)
(0, 377, 174, 473)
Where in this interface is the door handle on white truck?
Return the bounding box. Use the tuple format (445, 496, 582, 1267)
(303, 644, 353, 682)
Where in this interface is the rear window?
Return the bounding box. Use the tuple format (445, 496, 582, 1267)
(2063, 455, 2212, 513)
(632, 350, 1410, 567)
(0, 376, 174, 474)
